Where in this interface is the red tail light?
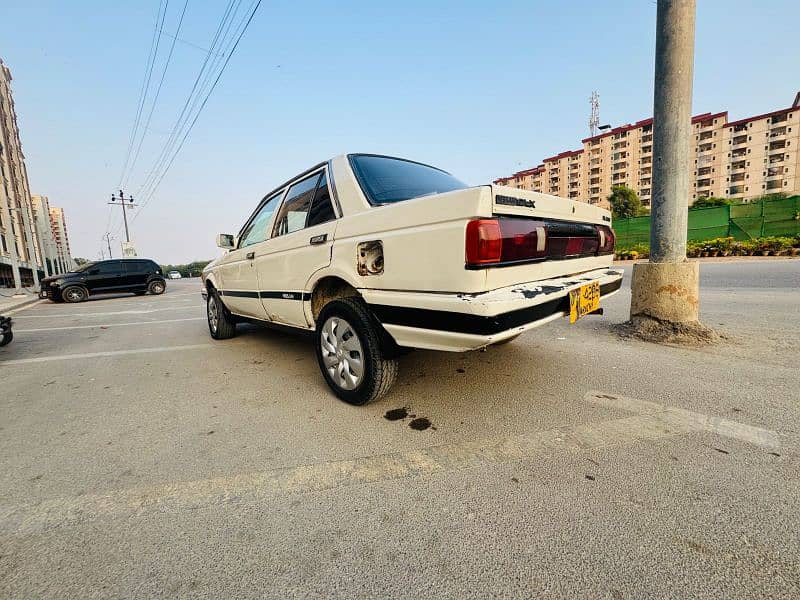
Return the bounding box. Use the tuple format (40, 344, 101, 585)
(466, 219, 502, 265)
(597, 225, 616, 254)
(467, 217, 614, 268)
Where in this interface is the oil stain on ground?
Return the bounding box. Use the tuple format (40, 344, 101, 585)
(409, 417, 432, 431)
(384, 407, 408, 421)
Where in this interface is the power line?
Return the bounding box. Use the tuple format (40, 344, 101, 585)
(122, 0, 191, 189)
(134, 0, 261, 210)
(130, 0, 240, 205)
(117, 0, 169, 188)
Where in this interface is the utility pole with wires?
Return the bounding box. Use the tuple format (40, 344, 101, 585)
(102, 233, 114, 259)
(108, 190, 138, 243)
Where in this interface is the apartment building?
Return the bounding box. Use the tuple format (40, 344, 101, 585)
(0, 59, 72, 289)
(495, 92, 800, 210)
(31, 195, 65, 276)
(48, 206, 73, 273)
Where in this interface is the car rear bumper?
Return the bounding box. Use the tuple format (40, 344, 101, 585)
(360, 267, 624, 351)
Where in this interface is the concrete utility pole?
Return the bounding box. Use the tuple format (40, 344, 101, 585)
(103, 233, 114, 259)
(629, 0, 710, 339)
(108, 190, 137, 243)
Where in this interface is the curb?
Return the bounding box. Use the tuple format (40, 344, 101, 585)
(0, 296, 42, 314)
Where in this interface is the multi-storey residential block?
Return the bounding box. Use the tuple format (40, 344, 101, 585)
(1, 59, 72, 288)
(495, 93, 800, 210)
(48, 206, 73, 273)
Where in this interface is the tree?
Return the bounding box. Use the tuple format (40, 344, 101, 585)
(607, 185, 643, 219)
(691, 196, 730, 209)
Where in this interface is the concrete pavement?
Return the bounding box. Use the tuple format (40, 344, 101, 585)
(0, 263, 798, 598)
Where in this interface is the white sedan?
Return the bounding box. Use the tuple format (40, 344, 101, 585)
(202, 154, 622, 405)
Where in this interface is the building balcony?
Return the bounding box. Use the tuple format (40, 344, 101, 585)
(697, 167, 712, 176)
(766, 180, 783, 190)
(641, 145, 652, 155)
(698, 144, 714, 153)
(732, 136, 748, 146)
(641, 134, 653, 144)
(729, 173, 745, 183)
(732, 124, 748, 133)
(767, 166, 784, 177)
(731, 149, 747, 158)
(729, 186, 744, 195)
(770, 127, 787, 138)
(730, 160, 746, 171)
(699, 131, 713, 141)
(769, 153, 785, 164)
(769, 140, 787, 151)
(697, 179, 711, 188)
(612, 162, 627, 171)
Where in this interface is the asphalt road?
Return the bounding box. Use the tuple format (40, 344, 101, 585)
(1, 261, 798, 599)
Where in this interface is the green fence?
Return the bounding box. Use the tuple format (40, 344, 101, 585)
(614, 196, 800, 246)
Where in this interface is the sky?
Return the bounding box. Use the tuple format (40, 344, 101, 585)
(3, 0, 799, 263)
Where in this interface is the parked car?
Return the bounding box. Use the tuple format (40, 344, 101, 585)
(40, 259, 167, 303)
(168, 271, 182, 279)
(202, 154, 622, 405)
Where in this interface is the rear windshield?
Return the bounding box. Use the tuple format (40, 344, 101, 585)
(349, 154, 468, 205)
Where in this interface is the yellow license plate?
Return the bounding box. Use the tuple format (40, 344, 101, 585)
(569, 282, 601, 323)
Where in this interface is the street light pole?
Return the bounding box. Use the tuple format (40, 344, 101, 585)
(629, 0, 713, 341)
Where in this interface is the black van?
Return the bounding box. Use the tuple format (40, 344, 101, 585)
(40, 259, 167, 303)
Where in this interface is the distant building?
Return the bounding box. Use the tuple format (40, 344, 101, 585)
(31, 195, 66, 276)
(48, 206, 73, 273)
(0, 59, 72, 288)
(494, 92, 800, 210)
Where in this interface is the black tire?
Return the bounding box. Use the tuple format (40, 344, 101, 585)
(207, 289, 236, 340)
(62, 285, 88, 303)
(315, 297, 398, 406)
(0, 331, 12, 347)
(134, 291, 147, 296)
(148, 279, 166, 295)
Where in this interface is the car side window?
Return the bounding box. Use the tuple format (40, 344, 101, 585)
(307, 173, 337, 227)
(272, 173, 322, 237)
(239, 193, 283, 248)
(91, 261, 120, 275)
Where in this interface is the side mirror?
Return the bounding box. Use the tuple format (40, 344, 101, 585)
(216, 233, 235, 250)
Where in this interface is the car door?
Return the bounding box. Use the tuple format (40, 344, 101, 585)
(85, 260, 124, 293)
(215, 191, 284, 318)
(255, 169, 338, 326)
(122, 260, 148, 290)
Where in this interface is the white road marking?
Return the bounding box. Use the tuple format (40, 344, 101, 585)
(15, 317, 206, 333)
(0, 344, 212, 366)
(12, 306, 200, 319)
(0, 392, 780, 534)
(585, 391, 781, 450)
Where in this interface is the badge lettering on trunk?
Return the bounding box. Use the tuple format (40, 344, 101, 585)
(496, 195, 536, 209)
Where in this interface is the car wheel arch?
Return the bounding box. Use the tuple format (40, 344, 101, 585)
(309, 276, 362, 323)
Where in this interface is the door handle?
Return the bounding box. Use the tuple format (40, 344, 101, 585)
(246, 251, 255, 260)
(309, 233, 327, 245)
